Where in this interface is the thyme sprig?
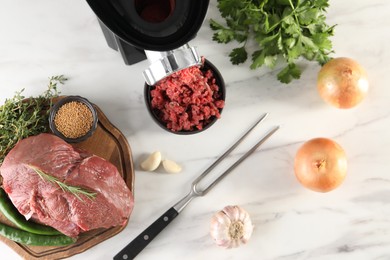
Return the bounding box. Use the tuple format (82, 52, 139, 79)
(0, 75, 67, 165)
(27, 164, 97, 202)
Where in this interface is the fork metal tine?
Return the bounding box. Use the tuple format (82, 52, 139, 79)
(201, 125, 280, 195)
(173, 115, 278, 213)
(192, 113, 268, 186)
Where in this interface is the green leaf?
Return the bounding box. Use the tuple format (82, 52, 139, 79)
(257, 31, 280, 46)
(250, 50, 265, 69)
(316, 53, 332, 65)
(209, 19, 221, 31)
(314, 0, 330, 10)
(229, 47, 248, 65)
(283, 15, 295, 26)
(234, 32, 248, 43)
(304, 50, 315, 61)
(245, 6, 263, 26)
(285, 38, 296, 49)
(217, 0, 246, 18)
(284, 22, 300, 36)
(277, 63, 301, 83)
(276, 0, 291, 5)
(264, 55, 278, 69)
(267, 13, 281, 33)
(306, 23, 319, 35)
(312, 33, 332, 50)
(282, 6, 294, 20)
(210, 19, 225, 31)
(299, 8, 319, 25)
(301, 35, 318, 51)
(212, 30, 235, 44)
(287, 40, 304, 62)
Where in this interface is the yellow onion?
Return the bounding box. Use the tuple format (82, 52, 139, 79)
(210, 205, 253, 248)
(294, 137, 348, 192)
(317, 57, 369, 109)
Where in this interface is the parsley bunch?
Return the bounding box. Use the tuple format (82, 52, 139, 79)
(210, 0, 335, 83)
(0, 75, 66, 164)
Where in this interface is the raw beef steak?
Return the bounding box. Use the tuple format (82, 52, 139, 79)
(0, 133, 134, 237)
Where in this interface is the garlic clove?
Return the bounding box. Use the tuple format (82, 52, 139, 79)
(140, 151, 162, 171)
(162, 159, 182, 173)
(210, 205, 253, 249)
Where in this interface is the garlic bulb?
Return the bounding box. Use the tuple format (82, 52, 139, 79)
(210, 205, 253, 248)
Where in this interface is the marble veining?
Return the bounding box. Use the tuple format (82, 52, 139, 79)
(1, 0, 390, 259)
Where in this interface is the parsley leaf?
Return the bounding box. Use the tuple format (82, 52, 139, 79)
(277, 63, 301, 83)
(210, 0, 335, 84)
(229, 47, 248, 65)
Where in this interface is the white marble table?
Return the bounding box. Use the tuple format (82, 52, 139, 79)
(1, 0, 390, 259)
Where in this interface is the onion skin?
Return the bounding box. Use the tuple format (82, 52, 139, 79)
(317, 57, 369, 109)
(294, 138, 347, 192)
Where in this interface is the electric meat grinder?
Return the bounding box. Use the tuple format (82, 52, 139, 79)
(86, 0, 210, 85)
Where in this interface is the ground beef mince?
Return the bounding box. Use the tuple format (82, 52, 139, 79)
(150, 63, 225, 132)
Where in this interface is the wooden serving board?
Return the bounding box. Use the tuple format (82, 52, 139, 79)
(0, 98, 135, 259)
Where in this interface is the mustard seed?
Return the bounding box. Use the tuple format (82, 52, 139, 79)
(54, 101, 94, 139)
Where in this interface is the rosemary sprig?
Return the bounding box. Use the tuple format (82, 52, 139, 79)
(27, 164, 97, 202)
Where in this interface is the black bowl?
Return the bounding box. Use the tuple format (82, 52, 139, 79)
(144, 59, 226, 135)
(49, 96, 98, 143)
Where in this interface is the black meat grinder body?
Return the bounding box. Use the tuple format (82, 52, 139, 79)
(86, 0, 210, 85)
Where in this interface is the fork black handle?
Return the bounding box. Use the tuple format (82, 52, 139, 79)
(113, 207, 179, 260)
